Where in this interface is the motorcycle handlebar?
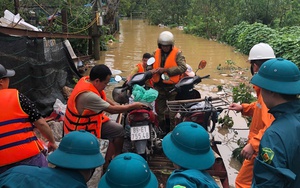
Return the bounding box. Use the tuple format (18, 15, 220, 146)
(169, 88, 176, 93)
(169, 74, 210, 94)
(201, 75, 210, 79)
(121, 86, 129, 92)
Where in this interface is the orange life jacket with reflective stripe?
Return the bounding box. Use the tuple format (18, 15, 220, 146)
(0, 89, 43, 167)
(63, 76, 104, 138)
(152, 47, 180, 84)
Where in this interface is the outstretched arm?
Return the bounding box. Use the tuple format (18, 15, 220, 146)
(104, 102, 146, 114)
(34, 118, 57, 152)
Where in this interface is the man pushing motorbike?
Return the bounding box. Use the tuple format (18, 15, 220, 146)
(150, 31, 187, 133)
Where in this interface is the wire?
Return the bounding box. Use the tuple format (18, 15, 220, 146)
(32, 0, 97, 35)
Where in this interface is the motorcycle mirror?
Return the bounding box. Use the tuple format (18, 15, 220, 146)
(198, 60, 207, 70)
(161, 73, 170, 80)
(147, 57, 155, 66)
(114, 75, 122, 82)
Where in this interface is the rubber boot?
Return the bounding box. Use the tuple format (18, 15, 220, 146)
(165, 117, 171, 133)
(159, 121, 167, 137)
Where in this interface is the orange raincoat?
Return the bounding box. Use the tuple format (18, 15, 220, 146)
(235, 86, 275, 188)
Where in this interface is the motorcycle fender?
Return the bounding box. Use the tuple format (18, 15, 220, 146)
(134, 140, 147, 154)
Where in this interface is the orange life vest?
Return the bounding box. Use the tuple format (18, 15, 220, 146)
(152, 46, 181, 84)
(0, 89, 43, 167)
(63, 76, 104, 138)
(137, 63, 144, 73)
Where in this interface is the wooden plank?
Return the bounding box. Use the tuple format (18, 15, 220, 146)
(0, 26, 91, 39)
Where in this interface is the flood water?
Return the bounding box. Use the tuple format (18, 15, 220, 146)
(96, 19, 252, 187)
(99, 19, 249, 84)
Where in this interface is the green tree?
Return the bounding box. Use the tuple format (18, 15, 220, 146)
(0, 0, 15, 15)
(146, 0, 191, 26)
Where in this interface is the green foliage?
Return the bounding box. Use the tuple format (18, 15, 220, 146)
(183, 16, 206, 36)
(237, 23, 277, 54)
(119, 0, 133, 17)
(0, 0, 14, 16)
(220, 22, 248, 49)
(144, 0, 191, 26)
(0, 1, 117, 55)
(232, 138, 248, 164)
(217, 85, 223, 92)
(232, 82, 256, 127)
(218, 112, 234, 129)
(99, 26, 116, 51)
(232, 83, 256, 104)
(222, 22, 300, 67)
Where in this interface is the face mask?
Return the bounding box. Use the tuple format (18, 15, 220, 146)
(251, 64, 255, 75)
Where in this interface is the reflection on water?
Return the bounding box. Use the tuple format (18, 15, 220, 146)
(98, 19, 252, 187)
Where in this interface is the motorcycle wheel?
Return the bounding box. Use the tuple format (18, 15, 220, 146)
(139, 146, 151, 161)
(204, 110, 218, 133)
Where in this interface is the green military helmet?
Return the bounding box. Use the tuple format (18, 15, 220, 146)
(98, 152, 158, 188)
(162, 121, 215, 170)
(251, 58, 300, 95)
(48, 130, 104, 169)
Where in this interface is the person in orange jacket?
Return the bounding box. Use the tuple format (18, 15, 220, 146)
(228, 43, 276, 188)
(127, 53, 154, 88)
(127, 53, 152, 80)
(63, 64, 146, 183)
(0, 64, 57, 174)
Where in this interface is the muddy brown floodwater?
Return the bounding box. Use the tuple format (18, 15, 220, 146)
(91, 19, 253, 188)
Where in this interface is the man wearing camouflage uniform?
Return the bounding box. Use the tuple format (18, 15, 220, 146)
(151, 31, 187, 133)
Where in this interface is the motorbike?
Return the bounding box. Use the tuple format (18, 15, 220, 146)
(165, 60, 227, 133)
(112, 67, 163, 160)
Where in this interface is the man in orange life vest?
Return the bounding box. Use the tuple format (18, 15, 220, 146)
(63, 64, 145, 169)
(127, 52, 154, 89)
(127, 53, 152, 81)
(151, 31, 187, 133)
(0, 64, 57, 174)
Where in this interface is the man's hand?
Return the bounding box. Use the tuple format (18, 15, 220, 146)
(241, 143, 255, 160)
(132, 102, 147, 109)
(47, 141, 57, 153)
(156, 67, 167, 74)
(228, 103, 243, 112)
(149, 69, 158, 74)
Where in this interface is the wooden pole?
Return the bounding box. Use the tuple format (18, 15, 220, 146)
(14, 0, 19, 15)
(92, 0, 100, 60)
(61, 8, 68, 35)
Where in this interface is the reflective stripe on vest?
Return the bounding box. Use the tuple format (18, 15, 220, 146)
(63, 76, 103, 138)
(0, 89, 42, 166)
(152, 46, 181, 84)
